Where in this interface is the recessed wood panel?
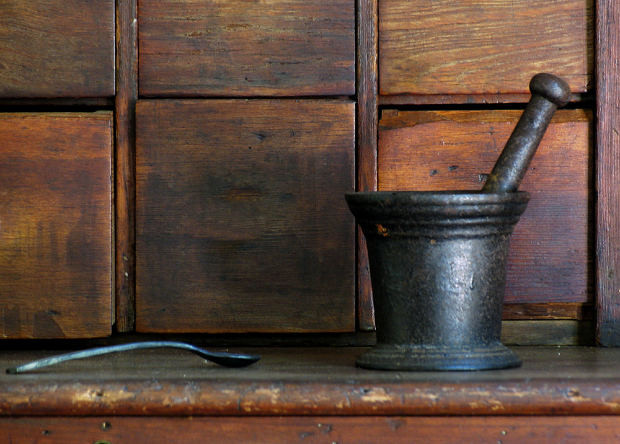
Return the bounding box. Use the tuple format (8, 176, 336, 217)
(0, 113, 113, 338)
(378, 110, 593, 304)
(0, 1, 115, 98)
(138, 0, 355, 97)
(379, 0, 593, 97)
(136, 100, 355, 333)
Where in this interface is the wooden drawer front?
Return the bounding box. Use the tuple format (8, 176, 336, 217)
(138, 0, 355, 97)
(0, 1, 115, 98)
(378, 110, 593, 304)
(136, 100, 355, 332)
(379, 0, 593, 97)
(0, 113, 113, 338)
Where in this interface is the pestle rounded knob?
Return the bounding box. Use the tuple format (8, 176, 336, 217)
(482, 73, 571, 193)
(529, 73, 571, 107)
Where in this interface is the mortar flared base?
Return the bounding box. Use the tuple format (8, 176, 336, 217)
(356, 342, 521, 371)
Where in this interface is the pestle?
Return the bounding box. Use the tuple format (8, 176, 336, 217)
(482, 73, 571, 193)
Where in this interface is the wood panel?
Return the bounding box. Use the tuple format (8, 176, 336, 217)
(139, 0, 355, 97)
(378, 110, 593, 305)
(0, 113, 113, 338)
(379, 0, 593, 98)
(595, 0, 620, 345)
(0, 0, 115, 98)
(136, 100, 355, 333)
(2, 416, 620, 443)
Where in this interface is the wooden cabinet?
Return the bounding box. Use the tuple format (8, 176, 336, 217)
(2, 0, 620, 441)
(135, 100, 355, 332)
(0, 0, 115, 98)
(0, 0, 611, 342)
(0, 0, 609, 339)
(0, 113, 113, 338)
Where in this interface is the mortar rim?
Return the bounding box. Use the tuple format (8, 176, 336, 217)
(345, 190, 530, 207)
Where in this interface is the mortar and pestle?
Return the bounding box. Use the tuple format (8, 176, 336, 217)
(346, 73, 571, 371)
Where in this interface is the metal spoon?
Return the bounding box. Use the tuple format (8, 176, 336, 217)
(6, 341, 260, 374)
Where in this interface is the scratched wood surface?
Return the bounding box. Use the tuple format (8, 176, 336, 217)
(0, 0, 115, 98)
(2, 347, 620, 416)
(136, 100, 355, 333)
(0, 113, 113, 338)
(3, 416, 620, 443)
(138, 0, 355, 97)
(379, 0, 593, 98)
(378, 110, 593, 305)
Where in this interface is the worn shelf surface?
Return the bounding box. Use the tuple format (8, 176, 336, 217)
(1, 346, 620, 416)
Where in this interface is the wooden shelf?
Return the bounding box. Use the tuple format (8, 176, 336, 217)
(2, 346, 620, 417)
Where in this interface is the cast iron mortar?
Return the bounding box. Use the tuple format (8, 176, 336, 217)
(346, 74, 571, 371)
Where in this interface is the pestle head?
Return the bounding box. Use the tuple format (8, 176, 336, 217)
(482, 73, 570, 193)
(529, 73, 571, 107)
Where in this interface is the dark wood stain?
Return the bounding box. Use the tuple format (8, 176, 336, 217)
(0, 113, 113, 338)
(135, 100, 356, 333)
(0, 0, 115, 98)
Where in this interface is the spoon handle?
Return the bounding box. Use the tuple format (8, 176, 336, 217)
(482, 73, 571, 193)
(6, 341, 260, 374)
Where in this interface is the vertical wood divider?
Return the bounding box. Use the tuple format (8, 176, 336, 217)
(115, 0, 138, 331)
(595, 0, 620, 345)
(356, 0, 378, 330)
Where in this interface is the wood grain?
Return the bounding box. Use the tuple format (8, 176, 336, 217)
(356, 0, 379, 331)
(595, 0, 620, 345)
(0, 0, 115, 98)
(0, 113, 113, 338)
(379, 93, 591, 106)
(2, 416, 620, 443)
(379, 0, 593, 98)
(114, 0, 138, 332)
(501, 320, 593, 345)
(139, 0, 355, 97)
(136, 100, 355, 333)
(378, 110, 593, 305)
(503, 303, 593, 320)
